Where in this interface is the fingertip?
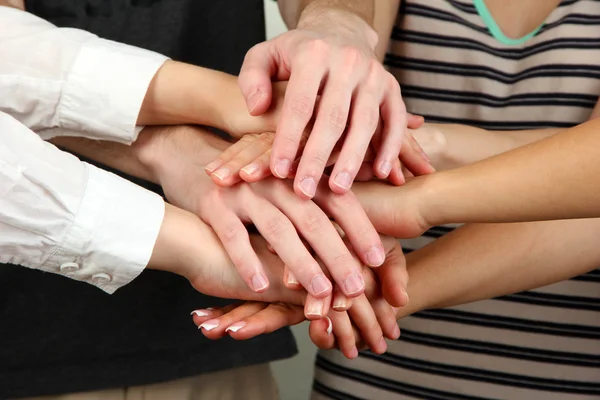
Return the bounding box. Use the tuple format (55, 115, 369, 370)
(248, 88, 272, 116)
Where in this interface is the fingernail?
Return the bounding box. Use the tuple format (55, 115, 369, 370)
(286, 271, 300, 286)
(393, 324, 401, 339)
(226, 321, 247, 333)
(212, 167, 231, 182)
(199, 319, 219, 331)
(380, 161, 392, 177)
(332, 297, 349, 311)
(311, 274, 331, 296)
(299, 177, 317, 198)
(421, 150, 431, 163)
(366, 245, 385, 267)
(306, 299, 324, 317)
(402, 291, 410, 305)
(204, 160, 222, 173)
(241, 162, 260, 176)
(378, 337, 388, 353)
(190, 309, 212, 317)
(348, 346, 359, 359)
(325, 316, 333, 335)
(251, 273, 269, 292)
(248, 90, 264, 113)
(332, 171, 352, 190)
(344, 273, 364, 295)
(274, 159, 291, 178)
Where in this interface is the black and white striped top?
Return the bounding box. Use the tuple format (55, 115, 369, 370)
(313, 1, 600, 399)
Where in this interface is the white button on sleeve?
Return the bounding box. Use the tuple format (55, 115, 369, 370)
(0, 112, 165, 293)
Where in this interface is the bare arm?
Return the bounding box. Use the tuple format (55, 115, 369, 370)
(373, 0, 400, 62)
(401, 219, 600, 316)
(415, 123, 563, 170)
(278, 0, 375, 28)
(353, 118, 600, 237)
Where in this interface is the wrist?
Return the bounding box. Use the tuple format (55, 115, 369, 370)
(298, 5, 377, 49)
(135, 125, 228, 186)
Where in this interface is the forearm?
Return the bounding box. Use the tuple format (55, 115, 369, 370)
(421, 123, 563, 170)
(280, 0, 375, 28)
(50, 125, 229, 185)
(400, 219, 600, 317)
(373, 0, 400, 62)
(138, 61, 271, 137)
(393, 119, 600, 227)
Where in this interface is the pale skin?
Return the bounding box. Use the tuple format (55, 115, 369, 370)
(241, 0, 416, 198)
(196, 0, 600, 351)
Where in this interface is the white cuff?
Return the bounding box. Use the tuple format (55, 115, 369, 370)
(43, 164, 165, 293)
(57, 38, 168, 144)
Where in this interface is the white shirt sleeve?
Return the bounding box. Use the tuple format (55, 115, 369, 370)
(0, 6, 168, 144)
(0, 112, 165, 294)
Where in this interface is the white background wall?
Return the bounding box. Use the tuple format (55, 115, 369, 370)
(262, 1, 320, 399)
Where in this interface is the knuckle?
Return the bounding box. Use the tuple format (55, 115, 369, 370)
(263, 217, 292, 241)
(342, 46, 362, 66)
(221, 223, 246, 242)
(255, 132, 276, 146)
(357, 107, 379, 132)
(289, 94, 314, 119)
(298, 209, 327, 234)
(307, 38, 330, 56)
(324, 106, 348, 131)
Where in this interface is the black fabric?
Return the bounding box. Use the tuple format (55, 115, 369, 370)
(0, 1, 297, 398)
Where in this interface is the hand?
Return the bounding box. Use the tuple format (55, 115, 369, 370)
(149, 204, 306, 305)
(147, 126, 388, 306)
(238, 5, 415, 198)
(190, 236, 408, 358)
(205, 114, 432, 188)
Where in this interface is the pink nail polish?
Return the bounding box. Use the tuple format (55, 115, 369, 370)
(241, 162, 260, 176)
(311, 275, 331, 296)
(212, 167, 231, 181)
(251, 273, 269, 292)
(344, 273, 364, 295)
(299, 177, 317, 198)
(366, 245, 385, 266)
(205, 160, 222, 173)
(273, 159, 291, 178)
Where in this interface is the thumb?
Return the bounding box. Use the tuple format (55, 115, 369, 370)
(239, 42, 277, 116)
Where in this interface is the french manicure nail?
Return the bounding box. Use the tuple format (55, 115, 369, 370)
(299, 177, 317, 198)
(380, 161, 392, 177)
(251, 273, 269, 292)
(274, 159, 291, 178)
(199, 319, 219, 331)
(226, 322, 247, 333)
(212, 167, 231, 181)
(248, 90, 264, 113)
(366, 245, 385, 267)
(306, 299, 324, 317)
(325, 317, 333, 335)
(333, 171, 352, 190)
(332, 297, 349, 311)
(190, 309, 212, 317)
(241, 162, 260, 176)
(286, 271, 300, 286)
(204, 160, 222, 173)
(344, 273, 364, 295)
(311, 274, 331, 296)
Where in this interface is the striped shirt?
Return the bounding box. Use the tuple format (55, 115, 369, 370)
(312, 1, 600, 399)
